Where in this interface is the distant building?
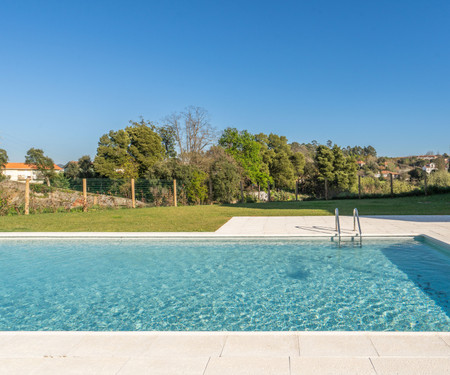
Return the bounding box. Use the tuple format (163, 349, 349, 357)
(417, 155, 437, 160)
(356, 160, 366, 167)
(422, 163, 437, 174)
(1, 163, 63, 183)
(379, 170, 400, 179)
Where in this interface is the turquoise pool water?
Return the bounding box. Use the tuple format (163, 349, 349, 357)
(0, 237, 449, 331)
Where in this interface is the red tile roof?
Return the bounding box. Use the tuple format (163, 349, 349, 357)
(2, 163, 63, 171)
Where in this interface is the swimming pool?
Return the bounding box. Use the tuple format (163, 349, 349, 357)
(0, 237, 449, 331)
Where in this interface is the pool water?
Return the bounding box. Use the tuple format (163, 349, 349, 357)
(0, 237, 449, 331)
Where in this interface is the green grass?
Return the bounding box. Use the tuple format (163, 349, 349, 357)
(0, 193, 449, 232)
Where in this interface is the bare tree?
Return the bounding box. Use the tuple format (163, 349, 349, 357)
(165, 106, 216, 162)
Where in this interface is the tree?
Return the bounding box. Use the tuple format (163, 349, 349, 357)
(315, 145, 334, 182)
(166, 106, 216, 162)
(157, 124, 177, 158)
(78, 155, 97, 178)
(434, 156, 447, 171)
(408, 167, 425, 181)
(25, 148, 55, 186)
(94, 122, 164, 179)
(269, 151, 295, 188)
(315, 144, 357, 193)
(290, 152, 306, 178)
(64, 161, 80, 179)
(94, 129, 134, 179)
(209, 151, 241, 203)
(0, 148, 8, 169)
(0, 148, 7, 181)
(363, 145, 377, 158)
(219, 128, 270, 186)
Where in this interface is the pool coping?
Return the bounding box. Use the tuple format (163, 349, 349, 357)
(1, 232, 449, 251)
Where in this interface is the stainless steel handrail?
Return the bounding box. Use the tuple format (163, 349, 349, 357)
(335, 208, 341, 247)
(353, 208, 362, 247)
(353, 208, 362, 235)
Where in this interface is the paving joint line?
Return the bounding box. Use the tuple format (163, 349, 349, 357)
(368, 357, 378, 374)
(202, 356, 211, 375)
(114, 356, 131, 375)
(219, 335, 228, 357)
(368, 336, 380, 357)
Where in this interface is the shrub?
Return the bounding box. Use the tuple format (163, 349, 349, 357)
(185, 170, 208, 204)
(427, 171, 450, 188)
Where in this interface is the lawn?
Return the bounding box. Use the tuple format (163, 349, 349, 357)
(0, 193, 448, 232)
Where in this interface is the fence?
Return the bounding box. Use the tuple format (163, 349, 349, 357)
(0, 178, 186, 215)
(0, 172, 449, 215)
(68, 178, 185, 208)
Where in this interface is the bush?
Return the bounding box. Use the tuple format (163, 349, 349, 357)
(185, 170, 208, 204)
(30, 183, 54, 194)
(428, 171, 450, 188)
(51, 173, 71, 189)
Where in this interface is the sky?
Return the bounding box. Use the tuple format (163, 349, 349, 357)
(0, 0, 449, 163)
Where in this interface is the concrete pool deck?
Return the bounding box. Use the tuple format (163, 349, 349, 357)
(0, 215, 449, 374)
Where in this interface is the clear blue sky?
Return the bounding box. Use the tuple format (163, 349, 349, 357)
(1, 0, 449, 163)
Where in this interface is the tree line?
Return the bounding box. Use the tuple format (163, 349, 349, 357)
(1, 106, 385, 203)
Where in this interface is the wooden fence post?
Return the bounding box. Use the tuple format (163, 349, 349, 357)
(295, 179, 299, 201)
(25, 178, 30, 215)
(358, 175, 361, 199)
(173, 179, 177, 207)
(208, 177, 213, 203)
(390, 173, 394, 197)
(83, 178, 87, 212)
(131, 178, 136, 208)
(240, 181, 244, 203)
(267, 181, 271, 202)
(324, 177, 328, 200)
(424, 173, 428, 196)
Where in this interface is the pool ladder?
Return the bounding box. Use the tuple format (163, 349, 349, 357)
(334, 208, 362, 247)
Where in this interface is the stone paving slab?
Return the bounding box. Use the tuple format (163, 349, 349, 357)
(0, 332, 449, 374)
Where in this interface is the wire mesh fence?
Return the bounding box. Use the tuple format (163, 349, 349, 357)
(0, 172, 449, 216)
(68, 178, 187, 207)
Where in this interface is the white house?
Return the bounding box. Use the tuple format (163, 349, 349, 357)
(1, 163, 63, 183)
(422, 163, 438, 174)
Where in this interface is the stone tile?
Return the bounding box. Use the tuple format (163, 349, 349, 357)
(221, 334, 299, 357)
(369, 334, 450, 357)
(371, 357, 450, 375)
(204, 357, 289, 375)
(118, 357, 209, 375)
(68, 334, 156, 357)
(0, 334, 84, 358)
(290, 357, 376, 375)
(141, 335, 226, 358)
(0, 358, 46, 375)
(439, 333, 450, 347)
(31, 357, 128, 375)
(298, 334, 378, 357)
(0, 335, 15, 346)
